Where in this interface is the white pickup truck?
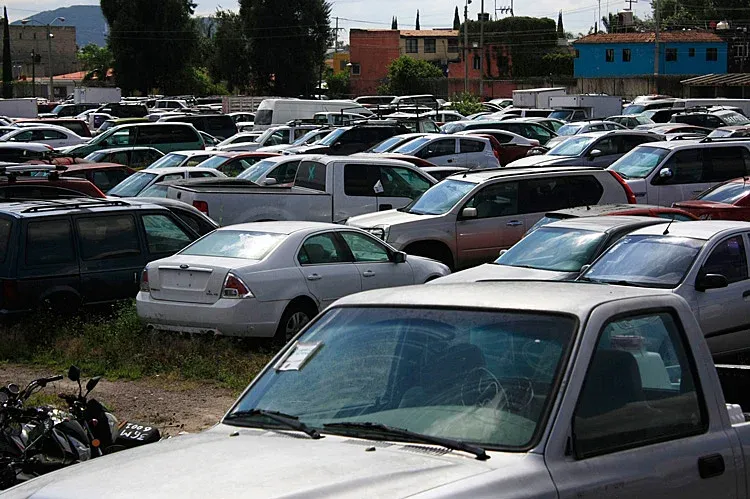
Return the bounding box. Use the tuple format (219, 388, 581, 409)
(166, 155, 436, 226)
(9, 280, 750, 498)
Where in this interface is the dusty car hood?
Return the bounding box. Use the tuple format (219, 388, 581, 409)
(6, 426, 508, 498)
(347, 208, 442, 228)
(431, 263, 573, 283)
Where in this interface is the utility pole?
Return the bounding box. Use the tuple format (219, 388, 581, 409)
(479, 0, 485, 98)
(47, 25, 53, 99)
(31, 50, 36, 98)
(334, 17, 339, 53)
(464, 0, 470, 93)
(653, 0, 660, 93)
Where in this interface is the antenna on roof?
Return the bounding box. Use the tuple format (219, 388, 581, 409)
(663, 215, 676, 235)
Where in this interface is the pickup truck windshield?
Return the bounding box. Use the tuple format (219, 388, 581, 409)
(181, 230, 287, 260)
(608, 146, 671, 179)
(405, 179, 476, 215)
(107, 172, 156, 197)
(582, 235, 704, 288)
(547, 136, 596, 156)
(229, 306, 576, 449)
(496, 227, 606, 272)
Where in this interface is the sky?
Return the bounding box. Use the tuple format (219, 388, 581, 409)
(4, 0, 654, 40)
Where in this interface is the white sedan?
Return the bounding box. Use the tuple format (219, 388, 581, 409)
(137, 222, 450, 341)
(0, 125, 88, 148)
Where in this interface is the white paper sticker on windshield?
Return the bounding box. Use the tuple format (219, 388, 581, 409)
(276, 342, 322, 371)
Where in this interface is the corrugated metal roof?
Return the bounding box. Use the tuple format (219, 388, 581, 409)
(681, 73, 750, 86)
(575, 31, 725, 44)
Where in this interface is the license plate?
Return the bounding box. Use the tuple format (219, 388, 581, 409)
(162, 270, 209, 289)
(117, 422, 159, 444)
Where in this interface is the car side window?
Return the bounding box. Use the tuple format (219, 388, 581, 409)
(592, 137, 617, 155)
(158, 173, 184, 183)
(26, 219, 75, 266)
(76, 215, 141, 260)
(344, 164, 380, 197)
(219, 160, 246, 177)
(702, 235, 748, 284)
(707, 147, 749, 182)
(270, 160, 300, 184)
(661, 149, 704, 184)
(519, 176, 602, 214)
(189, 171, 216, 178)
(573, 312, 706, 459)
(339, 231, 390, 262)
(43, 130, 67, 140)
(463, 181, 519, 218)
(296, 161, 327, 191)
(527, 125, 552, 143)
(297, 233, 349, 265)
(142, 214, 193, 254)
(419, 139, 456, 159)
(459, 139, 485, 153)
(380, 166, 432, 198)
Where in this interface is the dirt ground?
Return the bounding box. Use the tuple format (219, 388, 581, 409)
(0, 364, 240, 436)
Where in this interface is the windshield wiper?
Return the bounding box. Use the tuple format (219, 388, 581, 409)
(323, 421, 489, 460)
(615, 171, 630, 180)
(224, 409, 321, 439)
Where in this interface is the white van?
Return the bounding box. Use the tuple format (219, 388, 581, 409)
(253, 99, 372, 130)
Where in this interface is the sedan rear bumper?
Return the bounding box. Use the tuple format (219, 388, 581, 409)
(136, 292, 286, 338)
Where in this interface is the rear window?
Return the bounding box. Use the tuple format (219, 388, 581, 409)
(295, 161, 326, 191)
(181, 230, 286, 259)
(0, 218, 11, 262)
(26, 219, 75, 266)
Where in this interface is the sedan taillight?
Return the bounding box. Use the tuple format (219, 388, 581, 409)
(221, 272, 253, 299)
(140, 268, 150, 292)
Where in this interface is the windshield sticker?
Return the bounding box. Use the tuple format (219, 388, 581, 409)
(276, 342, 323, 371)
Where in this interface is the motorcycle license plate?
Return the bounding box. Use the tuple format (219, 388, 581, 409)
(117, 422, 159, 444)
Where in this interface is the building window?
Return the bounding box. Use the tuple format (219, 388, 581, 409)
(424, 38, 436, 53)
(622, 48, 631, 62)
(473, 55, 481, 70)
(689, 47, 696, 57)
(405, 39, 418, 53)
(707, 47, 718, 61)
(605, 49, 614, 62)
(448, 39, 459, 53)
(351, 63, 361, 75)
(666, 48, 677, 62)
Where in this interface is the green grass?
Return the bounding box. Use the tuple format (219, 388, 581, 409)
(0, 302, 276, 391)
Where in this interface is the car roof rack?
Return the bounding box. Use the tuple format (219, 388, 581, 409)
(0, 164, 69, 175)
(22, 199, 131, 213)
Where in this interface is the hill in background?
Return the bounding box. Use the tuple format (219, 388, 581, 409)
(11, 5, 107, 47)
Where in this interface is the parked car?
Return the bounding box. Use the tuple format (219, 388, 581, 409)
(390, 134, 500, 168)
(0, 143, 55, 163)
(527, 203, 698, 234)
(645, 124, 712, 136)
(519, 117, 566, 133)
(108, 167, 225, 198)
(580, 220, 750, 356)
(61, 163, 135, 193)
(63, 123, 205, 158)
(234, 155, 306, 186)
(606, 114, 655, 129)
(257, 128, 333, 153)
(228, 112, 255, 124)
(95, 117, 149, 136)
(509, 131, 661, 168)
(221, 125, 320, 152)
(46, 103, 99, 118)
(158, 114, 238, 140)
(167, 156, 436, 226)
(0, 125, 88, 148)
(213, 131, 265, 149)
(347, 166, 634, 269)
(707, 126, 750, 138)
(14, 118, 92, 138)
(434, 216, 669, 283)
(455, 129, 540, 166)
(637, 107, 682, 124)
(608, 139, 750, 206)
(420, 110, 465, 126)
(137, 196, 218, 236)
(136, 221, 450, 340)
(544, 121, 627, 150)
(673, 176, 750, 220)
(670, 109, 750, 129)
(287, 123, 411, 156)
(442, 119, 557, 146)
(421, 165, 469, 180)
(199, 131, 221, 148)
(147, 150, 222, 169)
(366, 133, 429, 153)
(83, 147, 164, 170)
(312, 111, 366, 126)
(195, 152, 282, 177)
(0, 197, 201, 314)
(20, 279, 750, 496)
(0, 165, 105, 199)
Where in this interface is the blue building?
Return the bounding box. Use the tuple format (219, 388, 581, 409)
(574, 32, 728, 78)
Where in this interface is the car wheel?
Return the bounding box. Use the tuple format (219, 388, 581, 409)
(274, 301, 317, 346)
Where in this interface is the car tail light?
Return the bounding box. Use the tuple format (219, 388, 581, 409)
(609, 170, 637, 204)
(221, 272, 253, 299)
(140, 268, 150, 292)
(193, 200, 209, 215)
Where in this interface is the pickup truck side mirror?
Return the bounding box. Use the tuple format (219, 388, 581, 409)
(391, 251, 407, 264)
(461, 207, 478, 219)
(696, 273, 728, 292)
(659, 167, 673, 179)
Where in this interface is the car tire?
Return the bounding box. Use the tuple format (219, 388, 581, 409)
(273, 300, 317, 346)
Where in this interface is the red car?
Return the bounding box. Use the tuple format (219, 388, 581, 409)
(673, 177, 750, 220)
(457, 129, 539, 165)
(61, 163, 136, 194)
(0, 165, 106, 199)
(529, 203, 698, 233)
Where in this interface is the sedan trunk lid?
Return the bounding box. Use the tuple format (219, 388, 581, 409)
(147, 255, 243, 304)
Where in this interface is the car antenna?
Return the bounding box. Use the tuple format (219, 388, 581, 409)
(663, 215, 676, 235)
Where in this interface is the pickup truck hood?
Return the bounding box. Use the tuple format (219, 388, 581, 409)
(6, 426, 510, 498)
(432, 263, 573, 283)
(347, 209, 441, 228)
(506, 155, 572, 167)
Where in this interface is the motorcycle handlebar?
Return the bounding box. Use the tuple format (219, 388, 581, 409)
(40, 375, 64, 384)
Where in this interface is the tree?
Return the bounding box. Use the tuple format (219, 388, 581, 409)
(382, 55, 443, 95)
(78, 43, 113, 81)
(450, 92, 483, 116)
(240, 0, 331, 97)
(325, 70, 350, 98)
(415, 9, 420, 30)
(391, 16, 398, 29)
(101, 0, 200, 95)
(453, 7, 461, 30)
(207, 10, 251, 92)
(2, 7, 11, 99)
(557, 11, 564, 38)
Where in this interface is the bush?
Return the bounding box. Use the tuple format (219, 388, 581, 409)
(450, 92, 483, 116)
(326, 71, 350, 99)
(541, 53, 574, 77)
(381, 56, 444, 96)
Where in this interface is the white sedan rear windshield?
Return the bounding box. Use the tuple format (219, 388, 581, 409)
(181, 230, 286, 260)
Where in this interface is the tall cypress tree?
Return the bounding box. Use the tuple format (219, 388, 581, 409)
(391, 16, 398, 29)
(453, 7, 461, 30)
(2, 7, 11, 98)
(415, 9, 420, 30)
(557, 10, 565, 38)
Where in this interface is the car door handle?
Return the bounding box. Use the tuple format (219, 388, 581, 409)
(362, 270, 375, 277)
(446, 159, 454, 163)
(506, 220, 523, 227)
(307, 274, 322, 281)
(698, 454, 725, 479)
(692, 189, 704, 194)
